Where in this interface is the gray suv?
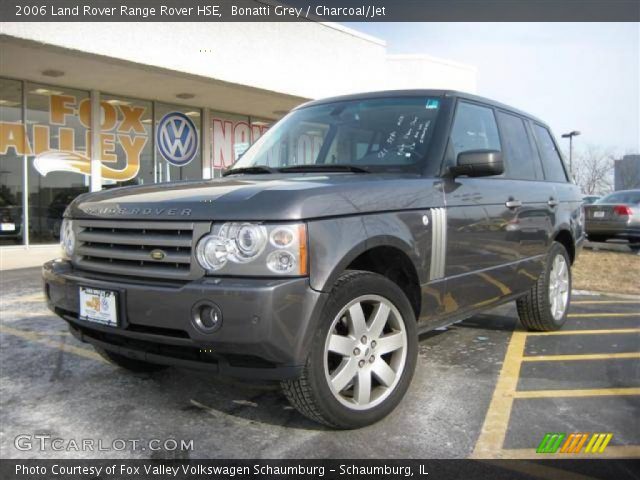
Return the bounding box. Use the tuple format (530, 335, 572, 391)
(43, 90, 584, 428)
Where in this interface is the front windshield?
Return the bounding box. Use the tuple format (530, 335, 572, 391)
(232, 97, 442, 173)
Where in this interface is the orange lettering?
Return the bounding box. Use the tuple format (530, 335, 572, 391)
(50, 95, 75, 125)
(119, 134, 147, 163)
(0, 122, 32, 155)
(119, 105, 146, 134)
(78, 99, 117, 131)
(100, 133, 117, 163)
(33, 125, 50, 155)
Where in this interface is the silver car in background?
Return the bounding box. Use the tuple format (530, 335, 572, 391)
(585, 189, 640, 251)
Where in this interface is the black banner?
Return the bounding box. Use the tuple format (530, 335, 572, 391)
(1, 0, 639, 22)
(2, 459, 640, 480)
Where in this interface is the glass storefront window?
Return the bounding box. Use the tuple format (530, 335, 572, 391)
(26, 83, 90, 244)
(155, 103, 202, 182)
(211, 110, 250, 176)
(0, 78, 25, 245)
(1, 76, 281, 247)
(100, 94, 153, 187)
(210, 111, 273, 176)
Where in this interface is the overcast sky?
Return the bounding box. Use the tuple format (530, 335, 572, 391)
(344, 22, 639, 156)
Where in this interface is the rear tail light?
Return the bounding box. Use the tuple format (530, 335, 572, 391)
(613, 205, 632, 216)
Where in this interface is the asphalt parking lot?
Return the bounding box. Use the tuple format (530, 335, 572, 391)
(1, 267, 638, 460)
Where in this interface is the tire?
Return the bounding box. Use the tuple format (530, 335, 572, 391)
(516, 242, 572, 331)
(281, 270, 418, 429)
(94, 346, 168, 373)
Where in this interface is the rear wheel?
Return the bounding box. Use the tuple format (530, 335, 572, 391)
(517, 242, 571, 331)
(282, 271, 417, 429)
(94, 346, 168, 373)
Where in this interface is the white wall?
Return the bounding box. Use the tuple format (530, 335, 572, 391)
(1, 22, 476, 98)
(386, 54, 477, 93)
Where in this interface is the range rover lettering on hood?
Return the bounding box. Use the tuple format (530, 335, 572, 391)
(83, 206, 192, 216)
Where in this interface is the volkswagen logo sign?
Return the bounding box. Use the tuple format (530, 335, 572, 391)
(156, 112, 199, 166)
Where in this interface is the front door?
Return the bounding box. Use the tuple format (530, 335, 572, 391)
(442, 101, 520, 314)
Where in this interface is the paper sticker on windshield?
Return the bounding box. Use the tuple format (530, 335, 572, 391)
(426, 99, 440, 109)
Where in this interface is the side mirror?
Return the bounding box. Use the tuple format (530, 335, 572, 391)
(450, 150, 504, 177)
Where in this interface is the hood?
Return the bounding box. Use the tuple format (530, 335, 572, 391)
(68, 173, 443, 221)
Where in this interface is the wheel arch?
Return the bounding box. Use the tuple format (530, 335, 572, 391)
(344, 242, 422, 320)
(553, 229, 576, 264)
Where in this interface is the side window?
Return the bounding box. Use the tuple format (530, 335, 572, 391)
(496, 111, 538, 180)
(450, 102, 501, 159)
(532, 124, 568, 182)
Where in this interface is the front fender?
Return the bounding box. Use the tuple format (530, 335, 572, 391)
(308, 211, 431, 293)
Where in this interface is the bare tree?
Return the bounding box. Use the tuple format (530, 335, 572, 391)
(570, 145, 614, 195)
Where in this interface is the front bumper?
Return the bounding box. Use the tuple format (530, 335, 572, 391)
(43, 259, 328, 380)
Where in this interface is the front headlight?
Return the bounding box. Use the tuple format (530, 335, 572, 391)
(60, 218, 75, 258)
(196, 222, 307, 276)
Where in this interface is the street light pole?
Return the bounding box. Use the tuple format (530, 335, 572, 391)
(561, 130, 581, 176)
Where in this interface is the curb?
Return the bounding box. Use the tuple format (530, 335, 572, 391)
(572, 289, 640, 300)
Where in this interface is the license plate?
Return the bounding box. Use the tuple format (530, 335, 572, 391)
(0, 223, 15, 231)
(79, 287, 118, 326)
(593, 211, 605, 218)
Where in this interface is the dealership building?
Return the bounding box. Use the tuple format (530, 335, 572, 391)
(0, 20, 476, 267)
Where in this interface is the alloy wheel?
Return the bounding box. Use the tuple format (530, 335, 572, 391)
(549, 254, 569, 320)
(323, 295, 408, 410)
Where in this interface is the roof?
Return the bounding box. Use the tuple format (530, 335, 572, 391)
(295, 89, 548, 127)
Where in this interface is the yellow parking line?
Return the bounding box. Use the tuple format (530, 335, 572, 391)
(492, 445, 640, 459)
(471, 330, 527, 458)
(513, 388, 640, 399)
(522, 352, 640, 362)
(573, 300, 640, 305)
(527, 328, 640, 336)
(0, 325, 105, 363)
(568, 313, 639, 318)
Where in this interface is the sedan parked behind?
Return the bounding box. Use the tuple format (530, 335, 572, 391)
(585, 189, 640, 251)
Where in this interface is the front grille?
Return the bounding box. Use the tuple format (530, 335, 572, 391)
(74, 220, 209, 280)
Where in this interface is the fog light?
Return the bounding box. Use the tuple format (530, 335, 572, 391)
(191, 301, 223, 333)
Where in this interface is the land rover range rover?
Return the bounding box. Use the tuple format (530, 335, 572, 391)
(43, 90, 584, 428)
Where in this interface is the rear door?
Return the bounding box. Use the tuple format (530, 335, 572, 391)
(530, 122, 582, 243)
(495, 111, 551, 291)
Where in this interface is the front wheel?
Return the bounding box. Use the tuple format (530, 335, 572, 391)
(516, 242, 572, 331)
(282, 271, 417, 429)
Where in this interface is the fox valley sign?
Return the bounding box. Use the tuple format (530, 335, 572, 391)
(0, 93, 149, 182)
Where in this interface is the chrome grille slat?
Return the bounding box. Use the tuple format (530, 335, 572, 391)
(74, 220, 207, 280)
(75, 258, 192, 279)
(77, 245, 191, 264)
(77, 231, 192, 247)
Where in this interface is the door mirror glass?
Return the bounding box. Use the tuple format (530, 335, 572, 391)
(450, 150, 504, 177)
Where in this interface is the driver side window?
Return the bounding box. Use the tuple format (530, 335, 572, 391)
(450, 102, 501, 159)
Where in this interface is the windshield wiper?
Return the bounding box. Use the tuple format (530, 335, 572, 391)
(278, 164, 370, 174)
(222, 166, 276, 177)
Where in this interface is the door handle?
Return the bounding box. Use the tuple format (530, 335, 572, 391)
(505, 199, 522, 209)
(548, 198, 559, 207)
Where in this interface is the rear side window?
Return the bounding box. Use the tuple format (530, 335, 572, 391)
(496, 111, 539, 180)
(532, 124, 568, 182)
(450, 102, 501, 158)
